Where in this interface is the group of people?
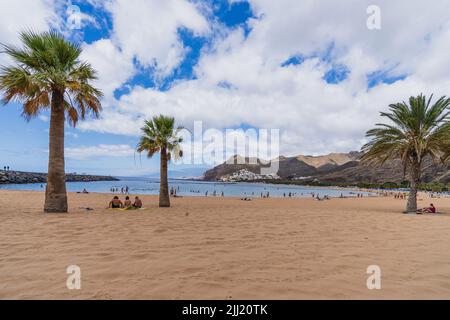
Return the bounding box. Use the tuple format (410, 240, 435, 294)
(429, 193, 443, 199)
(110, 186, 129, 194)
(394, 192, 407, 199)
(2, 166, 10, 171)
(204, 190, 225, 197)
(109, 196, 142, 209)
(283, 192, 304, 197)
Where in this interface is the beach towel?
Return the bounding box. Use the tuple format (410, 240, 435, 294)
(120, 207, 147, 211)
(107, 207, 147, 211)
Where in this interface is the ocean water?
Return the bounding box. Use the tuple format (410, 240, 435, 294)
(0, 178, 375, 198)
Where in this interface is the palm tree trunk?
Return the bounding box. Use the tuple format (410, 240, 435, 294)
(406, 160, 420, 213)
(159, 147, 170, 207)
(44, 89, 68, 213)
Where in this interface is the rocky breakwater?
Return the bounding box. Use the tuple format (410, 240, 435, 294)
(0, 170, 119, 184)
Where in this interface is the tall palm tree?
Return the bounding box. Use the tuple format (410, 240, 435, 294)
(0, 31, 102, 213)
(137, 115, 183, 207)
(361, 94, 450, 213)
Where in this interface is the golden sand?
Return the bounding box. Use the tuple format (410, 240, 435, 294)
(1, 190, 449, 299)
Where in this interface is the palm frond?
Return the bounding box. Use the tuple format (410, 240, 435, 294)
(0, 30, 102, 126)
(361, 94, 450, 170)
(136, 115, 183, 161)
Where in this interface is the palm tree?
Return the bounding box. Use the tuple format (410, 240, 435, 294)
(137, 115, 183, 207)
(361, 94, 450, 213)
(0, 31, 102, 213)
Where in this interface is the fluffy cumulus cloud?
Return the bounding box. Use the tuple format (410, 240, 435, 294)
(79, 0, 450, 157)
(104, 0, 210, 76)
(4, 0, 450, 158)
(0, 0, 55, 42)
(0, 0, 56, 65)
(77, 0, 211, 101)
(80, 39, 135, 99)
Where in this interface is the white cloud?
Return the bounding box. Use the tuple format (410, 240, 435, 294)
(5, 0, 450, 159)
(65, 144, 135, 159)
(414, 21, 450, 82)
(0, 0, 56, 65)
(81, 39, 135, 100)
(104, 0, 210, 76)
(38, 115, 49, 122)
(243, 0, 449, 74)
(79, 0, 450, 157)
(0, 0, 55, 44)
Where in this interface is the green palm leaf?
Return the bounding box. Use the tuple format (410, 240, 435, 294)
(0, 30, 102, 125)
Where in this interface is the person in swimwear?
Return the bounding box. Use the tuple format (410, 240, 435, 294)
(123, 196, 132, 208)
(418, 203, 436, 214)
(109, 196, 123, 209)
(133, 196, 143, 209)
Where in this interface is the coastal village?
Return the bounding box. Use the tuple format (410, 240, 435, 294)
(219, 169, 280, 182)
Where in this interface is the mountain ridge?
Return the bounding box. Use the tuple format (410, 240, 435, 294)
(203, 151, 450, 184)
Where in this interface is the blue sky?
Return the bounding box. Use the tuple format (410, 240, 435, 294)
(1, 0, 450, 176)
(0, 0, 254, 175)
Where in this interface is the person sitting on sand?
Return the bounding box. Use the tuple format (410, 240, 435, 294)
(82, 188, 89, 194)
(133, 196, 143, 209)
(109, 196, 123, 209)
(418, 203, 436, 214)
(123, 196, 132, 208)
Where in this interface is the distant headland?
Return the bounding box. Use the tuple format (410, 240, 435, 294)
(0, 170, 119, 185)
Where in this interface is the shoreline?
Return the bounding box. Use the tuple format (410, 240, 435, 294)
(4, 175, 445, 197)
(192, 179, 450, 196)
(0, 183, 378, 199)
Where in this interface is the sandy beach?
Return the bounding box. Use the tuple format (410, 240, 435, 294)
(1, 190, 450, 299)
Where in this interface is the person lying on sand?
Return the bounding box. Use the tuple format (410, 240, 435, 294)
(133, 196, 143, 208)
(109, 196, 123, 209)
(417, 203, 436, 214)
(123, 196, 132, 208)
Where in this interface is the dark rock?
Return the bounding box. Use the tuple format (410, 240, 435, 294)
(0, 170, 119, 184)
